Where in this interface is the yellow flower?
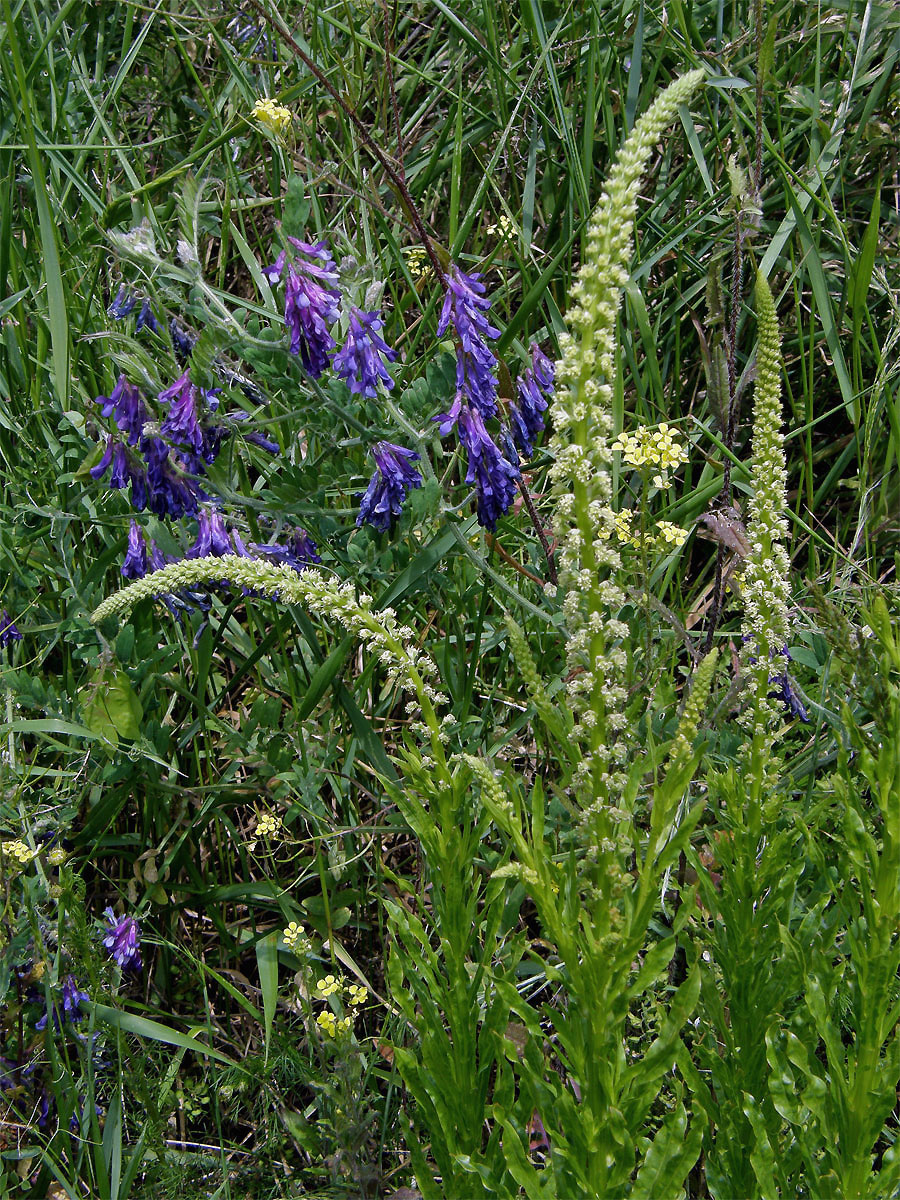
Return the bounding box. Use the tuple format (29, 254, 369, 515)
(316, 974, 340, 997)
(613, 425, 688, 472)
(655, 521, 688, 548)
(406, 247, 429, 281)
(2, 839, 35, 865)
(255, 811, 282, 839)
(251, 98, 293, 140)
(282, 921, 311, 954)
(487, 214, 515, 239)
(347, 983, 367, 1006)
(316, 1010, 337, 1037)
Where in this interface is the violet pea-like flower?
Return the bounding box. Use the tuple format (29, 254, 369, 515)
(102, 908, 142, 971)
(438, 265, 501, 419)
(121, 521, 148, 579)
(0, 610, 21, 646)
(357, 442, 423, 531)
(263, 238, 341, 378)
(97, 375, 149, 446)
(509, 344, 555, 459)
(456, 404, 520, 531)
(333, 307, 397, 398)
(187, 509, 234, 559)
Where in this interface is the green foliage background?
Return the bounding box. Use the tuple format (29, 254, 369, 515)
(0, 1, 897, 1197)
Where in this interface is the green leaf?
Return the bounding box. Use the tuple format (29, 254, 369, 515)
(80, 668, 143, 745)
(742, 1093, 779, 1200)
(256, 931, 279, 1064)
(92, 1003, 246, 1072)
(631, 1097, 706, 1200)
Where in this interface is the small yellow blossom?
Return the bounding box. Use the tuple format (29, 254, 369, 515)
(251, 98, 293, 139)
(613, 508, 638, 547)
(255, 812, 282, 839)
(406, 247, 429, 281)
(2, 839, 35, 865)
(316, 1010, 337, 1037)
(337, 1016, 352, 1033)
(655, 521, 688, 547)
(282, 921, 311, 955)
(316, 974, 340, 997)
(613, 424, 688, 473)
(347, 983, 367, 1006)
(487, 214, 515, 239)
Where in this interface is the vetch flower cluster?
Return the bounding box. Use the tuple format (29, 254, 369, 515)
(438, 265, 501, 418)
(36, 976, 90, 1031)
(109, 286, 159, 333)
(357, 442, 423, 531)
(263, 238, 342, 376)
(0, 610, 21, 646)
(102, 908, 142, 971)
(333, 307, 397, 398)
(430, 263, 533, 530)
(509, 343, 554, 460)
(89, 370, 262, 520)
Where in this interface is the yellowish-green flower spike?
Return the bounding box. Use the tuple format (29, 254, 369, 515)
(91, 558, 448, 736)
(742, 272, 791, 733)
(547, 69, 706, 812)
(672, 649, 719, 760)
(503, 614, 556, 728)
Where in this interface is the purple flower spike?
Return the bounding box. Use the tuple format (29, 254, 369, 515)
(135, 299, 159, 334)
(265, 239, 341, 377)
(333, 307, 397, 398)
(434, 391, 464, 437)
(102, 908, 142, 971)
(457, 404, 519, 531)
(169, 320, 196, 364)
(357, 442, 423, 531)
(36, 975, 90, 1030)
(438, 265, 501, 419)
(108, 287, 136, 318)
(91, 437, 150, 512)
(510, 344, 554, 458)
(143, 437, 203, 519)
(187, 509, 234, 559)
(251, 527, 321, 573)
(159, 374, 205, 455)
(768, 671, 810, 723)
(0, 610, 21, 646)
(97, 376, 149, 446)
(121, 521, 148, 579)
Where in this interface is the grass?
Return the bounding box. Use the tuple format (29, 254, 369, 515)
(0, 0, 898, 1197)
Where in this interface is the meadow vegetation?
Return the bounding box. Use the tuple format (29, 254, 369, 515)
(0, 1, 898, 1196)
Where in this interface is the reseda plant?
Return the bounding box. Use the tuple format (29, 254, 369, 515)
(87, 68, 715, 1199)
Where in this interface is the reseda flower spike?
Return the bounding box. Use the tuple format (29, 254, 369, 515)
(547, 68, 705, 811)
(741, 271, 792, 745)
